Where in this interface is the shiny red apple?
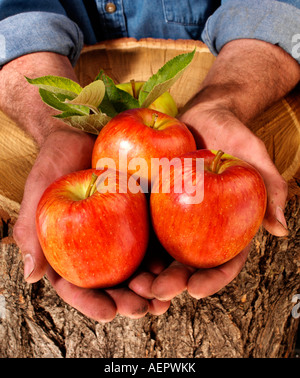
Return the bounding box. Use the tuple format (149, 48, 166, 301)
(36, 168, 149, 289)
(91, 108, 196, 190)
(150, 149, 267, 268)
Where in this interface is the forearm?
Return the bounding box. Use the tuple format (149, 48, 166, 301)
(0, 52, 78, 146)
(182, 39, 300, 124)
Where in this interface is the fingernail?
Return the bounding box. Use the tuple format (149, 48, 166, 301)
(275, 206, 288, 232)
(23, 254, 35, 280)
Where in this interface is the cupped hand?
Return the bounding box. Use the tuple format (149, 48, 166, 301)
(179, 103, 289, 238)
(128, 103, 289, 303)
(129, 242, 250, 302)
(13, 127, 170, 322)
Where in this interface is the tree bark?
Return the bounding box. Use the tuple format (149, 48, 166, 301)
(0, 196, 299, 358)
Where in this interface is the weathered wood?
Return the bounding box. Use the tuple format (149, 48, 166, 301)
(0, 38, 300, 358)
(0, 196, 299, 358)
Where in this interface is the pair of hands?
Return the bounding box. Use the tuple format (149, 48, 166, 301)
(12, 39, 298, 322)
(13, 102, 288, 323)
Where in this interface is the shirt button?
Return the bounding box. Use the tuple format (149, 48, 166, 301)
(105, 2, 116, 13)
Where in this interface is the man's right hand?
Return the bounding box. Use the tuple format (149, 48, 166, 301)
(0, 52, 170, 322)
(13, 126, 171, 322)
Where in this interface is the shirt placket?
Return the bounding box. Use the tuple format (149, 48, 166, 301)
(96, 0, 127, 39)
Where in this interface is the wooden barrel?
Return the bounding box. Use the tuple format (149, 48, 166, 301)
(1, 38, 299, 221)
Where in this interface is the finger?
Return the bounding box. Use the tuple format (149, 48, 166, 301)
(47, 267, 117, 323)
(144, 256, 170, 276)
(151, 261, 196, 301)
(187, 244, 250, 299)
(260, 165, 289, 237)
(148, 298, 171, 316)
(128, 271, 156, 299)
(105, 287, 149, 319)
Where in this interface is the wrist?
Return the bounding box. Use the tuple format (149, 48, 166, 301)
(35, 127, 96, 179)
(0, 52, 78, 147)
(179, 85, 238, 120)
(179, 89, 239, 134)
(182, 39, 300, 125)
(35, 116, 74, 148)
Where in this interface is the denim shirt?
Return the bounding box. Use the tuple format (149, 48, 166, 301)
(0, 0, 299, 67)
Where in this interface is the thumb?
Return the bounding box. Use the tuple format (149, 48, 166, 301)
(13, 165, 53, 283)
(259, 161, 289, 237)
(13, 128, 96, 283)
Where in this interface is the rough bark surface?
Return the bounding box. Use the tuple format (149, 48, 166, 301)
(0, 197, 299, 358)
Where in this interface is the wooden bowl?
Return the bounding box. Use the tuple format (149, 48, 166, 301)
(0, 38, 299, 220)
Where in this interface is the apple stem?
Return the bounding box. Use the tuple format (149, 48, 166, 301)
(85, 172, 98, 198)
(130, 79, 137, 99)
(150, 113, 158, 128)
(211, 150, 224, 173)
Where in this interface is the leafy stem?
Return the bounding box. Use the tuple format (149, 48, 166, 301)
(26, 49, 196, 135)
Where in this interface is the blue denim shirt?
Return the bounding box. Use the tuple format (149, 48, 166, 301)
(0, 0, 299, 67)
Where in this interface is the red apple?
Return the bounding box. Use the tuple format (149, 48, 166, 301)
(92, 108, 196, 190)
(150, 149, 267, 268)
(116, 80, 178, 117)
(36, 168, 149, 289)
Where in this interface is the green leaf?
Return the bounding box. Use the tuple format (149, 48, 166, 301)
(138, 49, 196, 108)
(65, 80, 105, 114)
(98, 92, 119, 118)
(96, 70, 139, 112)
(28, 74, 109, 135)
(55, 113, 112, 135)
(26, 75, 82, 99)
(39, 89, 90, 116)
